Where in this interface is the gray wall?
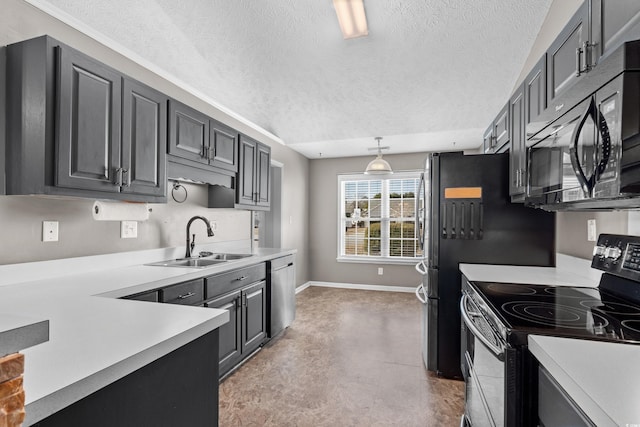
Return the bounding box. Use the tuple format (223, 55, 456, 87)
(0, 0, 310, 285)
(309, 153, 428, 288)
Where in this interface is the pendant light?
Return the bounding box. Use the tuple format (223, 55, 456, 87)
(364, 137, 393, 174)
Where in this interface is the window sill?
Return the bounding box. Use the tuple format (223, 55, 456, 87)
(336, 256, 419, 266)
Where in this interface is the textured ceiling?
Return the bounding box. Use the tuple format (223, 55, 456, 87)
(39, 0, 552, 158)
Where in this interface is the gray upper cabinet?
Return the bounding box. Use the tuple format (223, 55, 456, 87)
(6, 36, 167, 202)
(509, 83, 526, 200)
(121, 79, 167, 198)
(483, 103, 510, 154)
(596, 0, 640, 61)
(168, 100, 210, 165)
(546, 1, 591, 109)
(237, 135, 271, 210)
(210, 120, 239, 173)
(168, 100, 238, 176)
(56, 46, 122, 193)
(510, 56, 547, 201)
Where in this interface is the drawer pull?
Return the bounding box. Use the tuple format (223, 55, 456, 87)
(237, 275, 248, 281)
(178, 292, 196, 299)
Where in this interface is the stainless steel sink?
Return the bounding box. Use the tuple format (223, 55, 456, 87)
(207, 253, 252, 261)
(145, 253, 252, 268)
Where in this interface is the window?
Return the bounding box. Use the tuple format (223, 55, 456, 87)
(338, 172, 423, 263)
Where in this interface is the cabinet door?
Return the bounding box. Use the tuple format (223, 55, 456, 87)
(598, 0, 640, 60)
(242, 280, 267, 354)
(121, 78, 167, 198)
(256, 143, 271, 207)
(493, 103, 510, 151)
(237, 135, 257, 205)
(509, 83, 526, 198)
(209, 120, 238, 173)
(206, 290, 242, 377)
(483, 125, 494, 154)
(168, 100, 209, 165)
(56, 46, 121, 192)
(525, 56, 547, 127)
(546, 1, 590, 107)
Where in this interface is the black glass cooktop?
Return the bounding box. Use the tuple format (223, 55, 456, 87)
(472, 281, 640, 345)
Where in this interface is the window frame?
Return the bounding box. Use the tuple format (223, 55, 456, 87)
(336, 171, 422, 265)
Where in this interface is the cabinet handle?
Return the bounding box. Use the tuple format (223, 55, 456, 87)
(236, 275, 248, 281)
(208, 146, 215, 161)
(575, 46, 583, 76)
(178, 292, 196, 299)
(122, 169, 130, 187)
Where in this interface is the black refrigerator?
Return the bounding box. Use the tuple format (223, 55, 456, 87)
(414, 152, 555, 379)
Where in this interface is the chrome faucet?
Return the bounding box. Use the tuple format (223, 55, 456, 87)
(185, 216, 214, 258)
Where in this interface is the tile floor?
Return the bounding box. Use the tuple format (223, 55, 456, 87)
(219, 286, 464, 426)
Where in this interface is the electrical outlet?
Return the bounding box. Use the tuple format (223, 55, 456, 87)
(121, 221, 138, 239)
(210, 220, 217, 232)
(42, 221, 59, 242)
(378, 267, 384, 275)
(587, 219, 597, 242)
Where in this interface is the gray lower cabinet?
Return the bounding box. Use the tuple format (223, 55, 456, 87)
(204, 263, 268, 377)
(120, 264, 268, 379)
(206, 289, 242, 376)
(6, 35, 167, 202)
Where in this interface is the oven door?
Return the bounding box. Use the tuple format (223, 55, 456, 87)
(461, 294, 506, 427)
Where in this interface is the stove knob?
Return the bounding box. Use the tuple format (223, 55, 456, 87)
(605, 246, 622, 260)
(593, 245, 606, 257)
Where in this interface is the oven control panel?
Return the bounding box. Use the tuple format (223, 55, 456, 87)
(592, 234, 640, 280)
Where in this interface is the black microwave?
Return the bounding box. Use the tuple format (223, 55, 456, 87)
(525, 69, 640, 210)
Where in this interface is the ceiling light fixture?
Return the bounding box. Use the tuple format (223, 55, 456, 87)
(332, 0, 369, 39)
(364, 137, 393, 175)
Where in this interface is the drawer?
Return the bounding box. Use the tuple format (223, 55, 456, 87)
(161, 278, 204, 305)
(206, 263, 266, 298)
(123, 290, 159, 302)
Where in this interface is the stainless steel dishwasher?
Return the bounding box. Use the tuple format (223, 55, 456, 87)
(268, 255, 295, 338)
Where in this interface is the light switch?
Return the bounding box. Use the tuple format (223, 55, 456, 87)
(42, 221, 59, 242)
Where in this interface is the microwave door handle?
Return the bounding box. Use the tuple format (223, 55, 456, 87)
(569, 98, 596, 197)
(595, 103, 612, 181)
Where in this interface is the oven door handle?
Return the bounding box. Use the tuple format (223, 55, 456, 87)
(460, 295, 505, 361)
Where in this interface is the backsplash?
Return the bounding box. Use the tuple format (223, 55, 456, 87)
(556, 210, 631, 259)
(0, 182, 251, 265)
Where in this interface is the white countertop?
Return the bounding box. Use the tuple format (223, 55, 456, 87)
(0, 244, 295, 425)
(0, 314, 49, 357)
(460, 254, 602, 287)
(529, 335, 640, 427)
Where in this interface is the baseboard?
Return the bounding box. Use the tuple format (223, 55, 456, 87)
(299, 281, 414, 293)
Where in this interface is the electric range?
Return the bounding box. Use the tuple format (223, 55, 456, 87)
(460, 234, 640, 427)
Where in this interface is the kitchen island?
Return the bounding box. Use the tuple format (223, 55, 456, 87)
(0, 243, 294, 425)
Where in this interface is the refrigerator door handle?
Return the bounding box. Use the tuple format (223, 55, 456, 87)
(415, 260, 428, 275)
(415, 284, 427, 304)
